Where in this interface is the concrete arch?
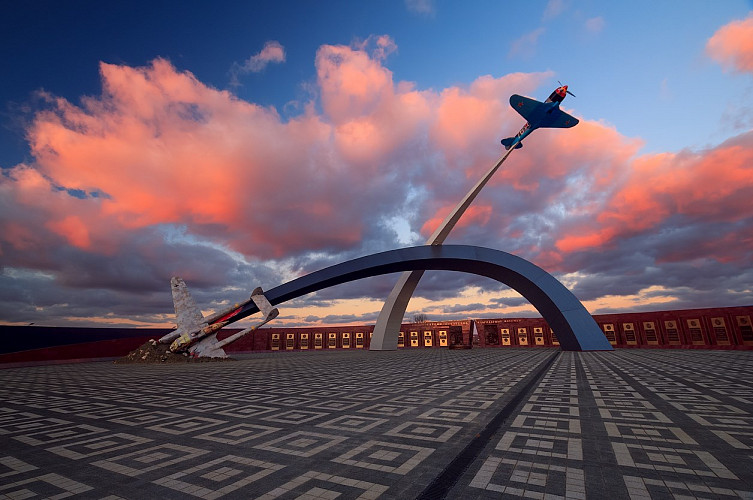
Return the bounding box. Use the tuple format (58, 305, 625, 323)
(236, 245, 612, 351)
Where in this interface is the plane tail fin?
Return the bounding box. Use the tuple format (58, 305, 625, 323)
(501, 137, 523, 150)
(172, 277, 205, 330)
(160, 277, 206, 344)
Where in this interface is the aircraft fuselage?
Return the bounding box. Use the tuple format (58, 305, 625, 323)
(501, 85, 578, 150)
(508, 100, 563, 147)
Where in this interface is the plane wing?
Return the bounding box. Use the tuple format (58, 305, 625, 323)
(547, 108, 579, 129)
(509, 94, 542, 122)
(250, 287, 279, 322)
(194, 288, 280, 357)
(510, 94, 579, 129)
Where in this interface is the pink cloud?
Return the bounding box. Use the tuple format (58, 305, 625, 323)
(420, 204, 493, 237)
(315, 40, 429, 167)
(317, 43, 398, 123)
(707, 13, 753, 73)
(47, 216, 91, 249)
(553, 132, 753, 261)
(17, 58, 358, 258)
(2, 36, 752, 320)
(430, 72, 549, 165)
(497, 118, 641, 193)
(354, 35, 398, 62)
(240, 40, 286, 72)
(0, 51, 656, 266)
(7, 49, 544, 264)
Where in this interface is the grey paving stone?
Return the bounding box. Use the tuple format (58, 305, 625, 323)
(1, 348, 753, 499)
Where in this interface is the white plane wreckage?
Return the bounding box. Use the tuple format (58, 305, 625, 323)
(158, 277, 279, 358)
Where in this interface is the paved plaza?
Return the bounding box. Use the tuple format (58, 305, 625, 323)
(2, 348, 753, 499)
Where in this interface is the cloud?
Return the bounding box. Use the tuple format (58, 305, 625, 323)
(490, 296, 528, 308)
(230, 40, 286, 86)
(2, 34, 752, 328)
(243, 40, 286, 72)
(405, 0, 434, 16)
(441, 302, 487, 314)
(553, 132, 753, 258)
(584, 16, 605, 34)
(707, 13, 753, 73)
(543, 0, 566, 21)
(0, 44, 549, 325)
(355, 34, 398, 62)
(508, 28, 546, 59)
(24, 58, 372, 260)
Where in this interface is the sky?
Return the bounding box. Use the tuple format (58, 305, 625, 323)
(1, 1, 752, 329)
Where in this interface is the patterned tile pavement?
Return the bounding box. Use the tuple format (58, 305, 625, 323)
(1, 348, 752, 499)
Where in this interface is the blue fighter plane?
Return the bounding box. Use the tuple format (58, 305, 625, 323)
(501, 84, 579, 150)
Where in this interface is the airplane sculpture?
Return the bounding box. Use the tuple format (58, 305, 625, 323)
(501, 83, 579, 150)
(158, 277, 279, 358)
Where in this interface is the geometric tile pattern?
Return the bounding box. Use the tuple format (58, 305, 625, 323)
(383, 421, 461, 442)
(316, 414, 389, 433)
(12, 424, 107, 446)
(613, 442, 738, 479)
(2, 348, 753, 498)
(145, 415, 226, 435)
(0, 472, 92, 497)
(574, 350, 753, 498)
(495, 430, 583, 460)
(604, 422, 697, 445)
(153, 455, 284, 499)
(0, 416, 70, 435)
(464, 352, 588, 497)
(459, 349, 753, 499)
(332, 439, 434, 474)
(46, 433, 152, 460)
(623, 474, 752, 499)
(92, 443, 210, 476)
(257, 470, 389, 499)
(254, 431, 347, 457)
(416, 407, 480, 423)
(0, 455, 37, 478)
(469, 456, 585, 497)
(194, 423, 281, 445)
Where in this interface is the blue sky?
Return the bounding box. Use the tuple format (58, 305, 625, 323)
(1, 1, 752, 328)
(3, 0, 751, 166)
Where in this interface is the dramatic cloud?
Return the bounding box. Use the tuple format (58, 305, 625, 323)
(707, 13, 753, 73)
(554, 133, 753, 257)
(2, 30, 752, 328)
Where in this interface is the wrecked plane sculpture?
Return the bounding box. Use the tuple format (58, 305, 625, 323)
(158, 277, 279, 358)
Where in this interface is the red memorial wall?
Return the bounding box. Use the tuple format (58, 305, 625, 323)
(230, 306, 753, 352)
(2, 306, 752, 364)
